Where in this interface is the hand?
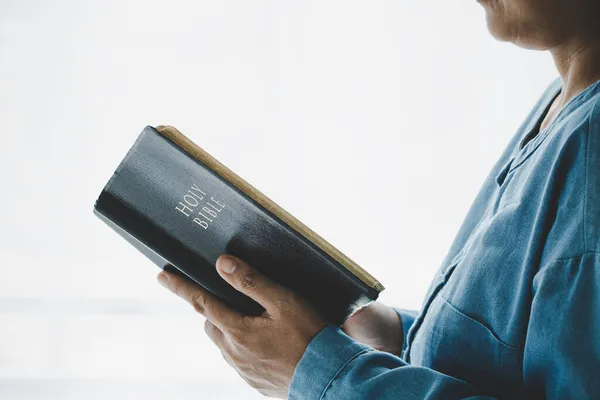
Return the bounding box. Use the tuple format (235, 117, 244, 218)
(157, 255, 328, 399)
(342, 301, 403, 356)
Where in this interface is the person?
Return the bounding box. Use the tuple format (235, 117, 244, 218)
(156, 0, 600, 398)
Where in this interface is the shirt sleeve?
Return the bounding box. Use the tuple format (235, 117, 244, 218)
(289, 253, 600, 399)
(392, 307, 418, 353)
(289, 326, 495, 400)
(522, 252, 600, 399)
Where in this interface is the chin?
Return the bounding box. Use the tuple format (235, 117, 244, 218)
(484, 13, 513, 42)
(479, 3, 516, 42)
(483, 9, 551, 50)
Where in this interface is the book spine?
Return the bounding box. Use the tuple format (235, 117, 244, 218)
(94, 126, 378, 325)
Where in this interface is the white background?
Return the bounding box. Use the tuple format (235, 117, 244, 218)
(0, 1, 557, 399)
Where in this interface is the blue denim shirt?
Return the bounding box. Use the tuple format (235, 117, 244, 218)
(289, 78, 600, 399)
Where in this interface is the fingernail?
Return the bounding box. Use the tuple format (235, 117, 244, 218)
(218, 257, 237, 274)
(158, 272, 169, 287)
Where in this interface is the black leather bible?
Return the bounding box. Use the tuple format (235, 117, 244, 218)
(94, 125, 384, 325)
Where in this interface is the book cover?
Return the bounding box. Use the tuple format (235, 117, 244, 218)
(94, 125, 384, 325)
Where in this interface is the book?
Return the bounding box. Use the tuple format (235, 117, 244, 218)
(93, 125, 384, 325)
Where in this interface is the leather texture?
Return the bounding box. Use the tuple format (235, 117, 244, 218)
(94, 126, 379, 325)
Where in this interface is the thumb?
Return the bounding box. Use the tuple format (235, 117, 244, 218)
(216, 255, 286, 313)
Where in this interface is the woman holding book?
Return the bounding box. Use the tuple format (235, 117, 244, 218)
(157, 0, 600, 398)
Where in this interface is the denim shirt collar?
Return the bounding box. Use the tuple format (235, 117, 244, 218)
(496, 78, 600, 186)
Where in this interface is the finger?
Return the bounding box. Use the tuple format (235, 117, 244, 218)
(204, 319, 225, 346)
(158, 270, 241, 331)
(215, 255, 288, 313)
(221, 349, 235, 368)
(217, 340, 238, 369)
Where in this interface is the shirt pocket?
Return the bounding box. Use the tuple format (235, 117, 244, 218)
(409, 294, 521, 396)
(403, 252, 464, 361)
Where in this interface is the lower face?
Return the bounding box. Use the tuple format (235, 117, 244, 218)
(476, 0, 574, 50)
(477, 0, 514, 43)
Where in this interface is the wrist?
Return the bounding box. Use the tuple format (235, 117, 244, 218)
(379, 303, 403, 355)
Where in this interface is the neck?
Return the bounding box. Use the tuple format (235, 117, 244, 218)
(550, 33, 600, 103)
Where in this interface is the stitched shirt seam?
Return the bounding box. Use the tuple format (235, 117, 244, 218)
(584, 95, 600, 251)
(554, 251, 600, 262)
